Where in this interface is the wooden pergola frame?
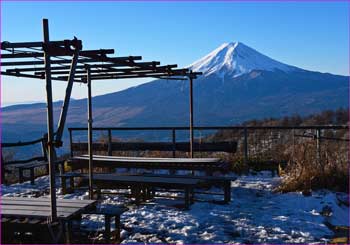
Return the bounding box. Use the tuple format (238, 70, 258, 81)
(1, 19, 201, 220)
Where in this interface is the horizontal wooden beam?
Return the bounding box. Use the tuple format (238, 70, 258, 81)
(1, 71, 84, 83)
(6, 59, 152, 73)
(71, 141, 237, 153)
(1, 49, 115, 59)
(1, 40, 73, 49)
(64, 70, 189, 80)
(34, 64, 180, 76)
(68, 125, 350, 131)
(2, 59, 158, 68)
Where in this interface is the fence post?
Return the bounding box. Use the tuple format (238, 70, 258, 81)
(68, 129, 73, 157)
(244, 127, 248, 164)
(316, 128, 321, 165)
(108, 129, 112, 156)
(41, 134, 48, 161)
(1, 151, 5, 184)
(172, 129, 176, 158)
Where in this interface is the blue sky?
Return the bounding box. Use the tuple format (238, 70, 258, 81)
(1, 1, 349, 105)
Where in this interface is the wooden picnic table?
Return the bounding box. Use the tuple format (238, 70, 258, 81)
(1, 196, 97, 243)
(88, 173, 203, 209)
(1, 196, 96, 220)
(67, 154, 229, 172)
(138, 173, 235, 203)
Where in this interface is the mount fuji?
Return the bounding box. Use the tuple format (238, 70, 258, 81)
(2, 42, 349, 144)
(190, 42, 298, 78)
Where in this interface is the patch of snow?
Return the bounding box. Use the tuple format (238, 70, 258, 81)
(189, 42, 299, 78)
(1, 172, 348, 243)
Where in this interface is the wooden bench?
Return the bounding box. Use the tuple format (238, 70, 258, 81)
(1, 196, 97, 243)
(140, 173, 236, 203)
(71, 141, 237, 156)
(85, 204, 128, 243)
(1, 135, 48, 185)
(67, 154, 230, 173)
(86, 173, 200, 210)
(10, 160, 65, 185)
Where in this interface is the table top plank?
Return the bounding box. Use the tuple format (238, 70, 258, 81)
(1, 196, 95, 205)
(2, 205, 79, 213)
(76, 154, 222, 164)
(90, 173, 201, 186)
(0, 197, 97, 220)
(1, 200, 90, 208)
(1, 209, 72, 219)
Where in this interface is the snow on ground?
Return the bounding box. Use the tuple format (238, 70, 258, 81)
(1, 171, 349, 244)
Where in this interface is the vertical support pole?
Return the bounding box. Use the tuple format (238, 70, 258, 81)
(1, 152, 5, 184)
(69, 129, 73, 157)
(172, 128, 176, 158)
(292, 129, 295, 157)
(107, 129, 112, 156)
(43, 18, 57, 221)
(189, 72, 194, 158)
(316, 128, 321, 165)
(87, 66, 94, 200)
(244, 127, 248, 164)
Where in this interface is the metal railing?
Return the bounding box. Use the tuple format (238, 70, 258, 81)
(68, 125, 349, 163)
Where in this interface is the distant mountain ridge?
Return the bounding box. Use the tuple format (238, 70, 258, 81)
(2, 42, 348, 149)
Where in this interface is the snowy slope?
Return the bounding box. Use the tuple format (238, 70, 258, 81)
(2, 172, 348, 243)
(189, 42, 299, 78)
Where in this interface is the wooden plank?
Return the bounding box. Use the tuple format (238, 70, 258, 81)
(2, 205, 80, 213)
(78, 155, 221, 163)
(1, 209, 72, 219)
(1, 196, 95, 205)
(1, 200, 86, 209)
(71, 141, 237, 153)
(139, 173, 237, 182)
(68, 155, 226, 171)
(90, 174, 201, 186)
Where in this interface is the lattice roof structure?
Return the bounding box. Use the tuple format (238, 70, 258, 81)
(1, 39, 200, 82)
(1, 19, 201, 221)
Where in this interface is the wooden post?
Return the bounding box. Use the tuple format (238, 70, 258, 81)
(43, 18, 57, 221)
(107, 129, 112, 156)
(1, 152, 5, 184)
(189, 72, 194, 158)
(69, 129, 73, 157)
(316, 128, 321, 165)
(41, 134, 48, 161)
(55, 49, 80, 144)
(244, 127, 248, 164)
(172, 129, 176, 158)
(86, 66, 94, 200)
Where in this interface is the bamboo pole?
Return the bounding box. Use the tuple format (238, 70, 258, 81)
(86, 66, 94, 199)
(189, 71, 194, 158)
(43, 18, 57, 221)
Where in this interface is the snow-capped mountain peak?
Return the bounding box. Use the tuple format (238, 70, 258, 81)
(189, 42, 297, 78)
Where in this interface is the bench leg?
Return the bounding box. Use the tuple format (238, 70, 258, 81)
(224, 181, 231, 203)
(18, 168, 24, 183)
(104, 215, 111, 243)
(64, 220, 73, 244)
(30, 168, 35, 185)
(69, 176, 75, 192)
(45, 163, 50, 175)
(61, 176, 67, 195)
(132, 186, 141, 205)
(190, 188, 195, 204)
(96, 188, 102, 199)
(115, 215, 121, 243)
(184, 187, 190, 210)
